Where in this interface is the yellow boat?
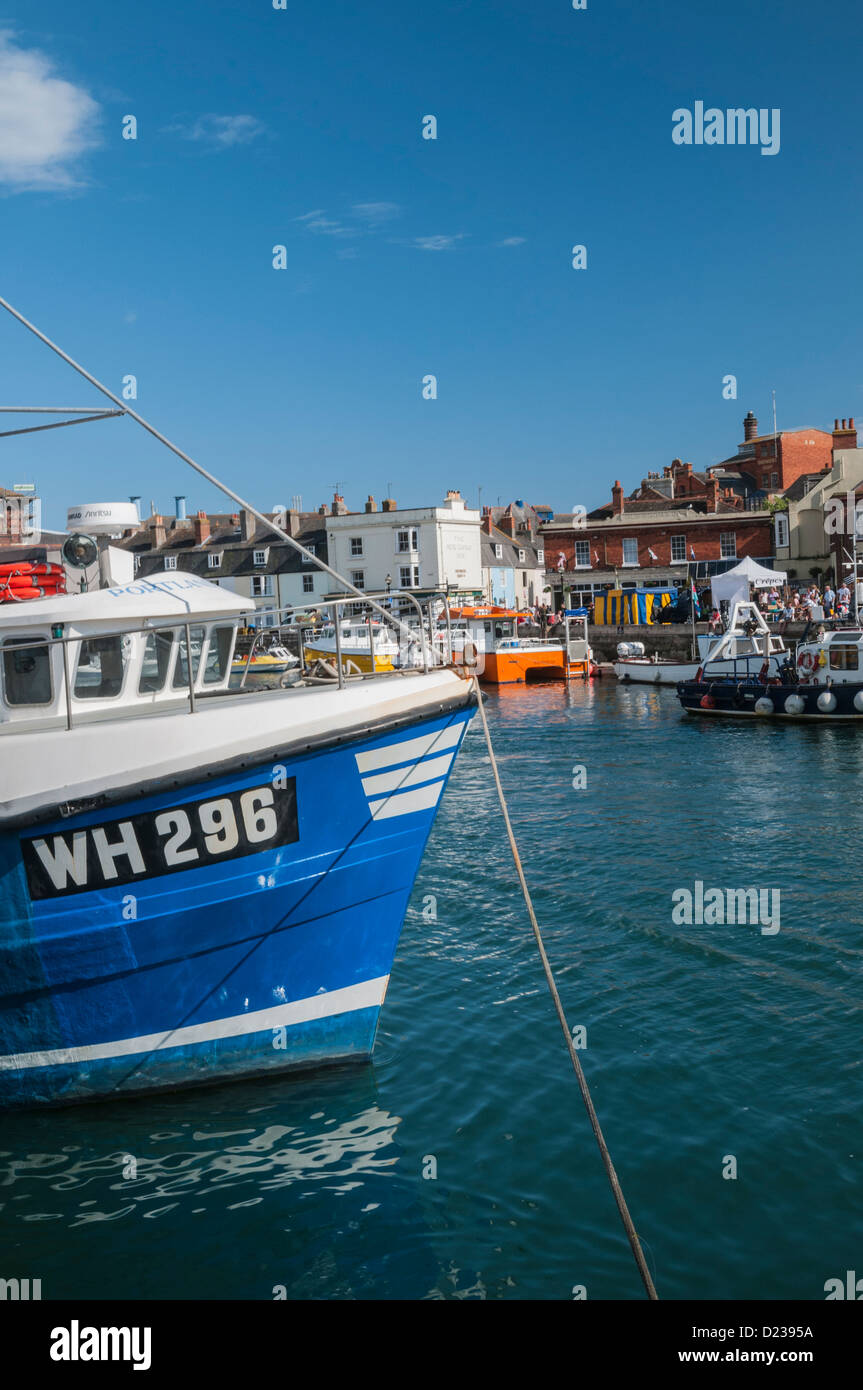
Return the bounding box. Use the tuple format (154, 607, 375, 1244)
(304, 620, 400, 674)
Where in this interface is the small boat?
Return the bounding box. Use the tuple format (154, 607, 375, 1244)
(303, 619, 401, 674)
(230, 642, 298, 679)
(445, 606, 594, 684)
(614, 607, 788, 685)
(676, 607, 863, 720)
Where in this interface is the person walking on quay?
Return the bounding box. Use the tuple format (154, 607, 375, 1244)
(823, 582, 836, 617)
(837, 581, 851, 618)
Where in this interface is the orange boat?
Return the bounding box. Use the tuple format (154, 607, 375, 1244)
(443, 606, 593, 684)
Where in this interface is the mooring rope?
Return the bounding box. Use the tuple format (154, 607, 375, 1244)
(472, 677, 659, 1300)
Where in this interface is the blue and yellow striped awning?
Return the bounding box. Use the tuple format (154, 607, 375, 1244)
(594, 589, 674, 625)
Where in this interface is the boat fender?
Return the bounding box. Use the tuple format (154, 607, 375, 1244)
(694, 666, 704, 683)
(758, 660, 770, 683)
(817, 690, 838, 713)
(699, 693, 715, 708)
(784, 693, 806, 715)
(854, 691, 863, 713)
(754, 697, 774, 715)
(462, 639, 478, 669)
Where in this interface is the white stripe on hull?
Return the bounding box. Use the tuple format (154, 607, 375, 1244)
(360, 751, 455, 796)
(368, 781, 444, 819)
(0, 975, 389, 1072)
(354, 722, 463, 772)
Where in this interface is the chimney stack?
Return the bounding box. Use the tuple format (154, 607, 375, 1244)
(611, 480, 624, 515)
(175, 495, 187, 521)
(240, 508, 256, 541)
(382, 498, 397, 512)
(743, 411, 758, 442)
(833, 416, 858, 451)
(193, 510, 211, 545)
(331, 493, 348, 516)
(365, 495, 377, 513)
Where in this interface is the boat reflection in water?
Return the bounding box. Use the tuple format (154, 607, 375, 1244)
(0, 1064, 444, 1299)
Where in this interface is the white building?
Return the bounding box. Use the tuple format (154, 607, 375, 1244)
(325, 491, 482, 598)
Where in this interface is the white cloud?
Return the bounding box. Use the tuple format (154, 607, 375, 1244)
(498, 236, 526, 247)
(411, 234, 467, 252)
(0, 32, 101, 191)
(171, 114, 266, 147)
(352, 201, 400, 223)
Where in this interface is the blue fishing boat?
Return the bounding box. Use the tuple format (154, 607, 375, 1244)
(0, 576, 475, 1106)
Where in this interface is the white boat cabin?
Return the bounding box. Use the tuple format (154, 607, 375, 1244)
(0, 575, 252, 731)
(794, 626, 863, 684)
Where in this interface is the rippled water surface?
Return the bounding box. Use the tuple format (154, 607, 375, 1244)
(1, 682, 860, 1299)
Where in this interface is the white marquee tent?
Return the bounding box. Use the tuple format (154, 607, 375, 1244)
(710, 556, 787, 611)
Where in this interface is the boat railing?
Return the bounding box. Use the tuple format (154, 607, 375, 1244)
(0, 589, 456, 731)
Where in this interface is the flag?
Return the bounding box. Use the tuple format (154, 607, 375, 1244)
(593, 550, 600, 565)
(690, 578, 701, 618)
(690, 546, 696, 561)
(647, 547, 659, 561)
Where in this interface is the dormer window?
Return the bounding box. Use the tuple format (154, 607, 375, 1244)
(208, 552, 221, 569)
(133, 554, 141, 573)
(302, 544, 316, 564)
(253, 548, 268, 566)
(494, 544, 503, 559)
(537, 549, 544, 564)
(518, 548, 526, 562)
(164, 556, 177, 570)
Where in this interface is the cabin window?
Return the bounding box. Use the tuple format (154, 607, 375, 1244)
(829, 645, 859, 671)
(172, 626, 205, 688)
(203, 626, 235, 684)
(138, 629, 176, 694)
(74, 635, 128, 700)
(2, 636, 53, 706)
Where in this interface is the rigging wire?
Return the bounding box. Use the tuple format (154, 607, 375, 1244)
(472, 676, 659, 1300)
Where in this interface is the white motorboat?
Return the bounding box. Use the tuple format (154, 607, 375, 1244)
(613, 605, 789, 685)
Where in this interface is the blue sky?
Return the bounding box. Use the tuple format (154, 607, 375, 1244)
(1, 0, 861, 530)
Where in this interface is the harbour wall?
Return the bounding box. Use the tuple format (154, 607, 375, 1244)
(589, 622, 809, 664)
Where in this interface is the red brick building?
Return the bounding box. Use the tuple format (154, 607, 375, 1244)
(709, 411, 854, 497)
(541, 461, 774, 606)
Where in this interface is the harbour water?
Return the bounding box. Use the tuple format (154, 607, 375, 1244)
(1, 682, 860, 1300)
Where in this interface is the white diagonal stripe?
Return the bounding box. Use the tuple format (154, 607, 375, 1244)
(0, 976, 389, 1072)
(361, 751, 455, 797)
(368, 781, 444, 819)
(354, 722, 463, 773)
